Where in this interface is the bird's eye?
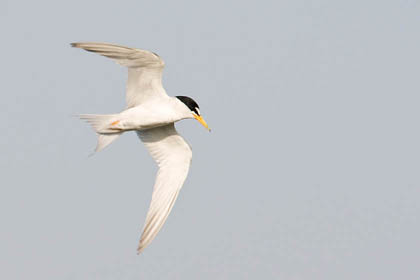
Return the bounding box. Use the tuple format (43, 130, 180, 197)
(195, 107, 200, 115)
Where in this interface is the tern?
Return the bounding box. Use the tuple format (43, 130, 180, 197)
(71, 42, 210, 254)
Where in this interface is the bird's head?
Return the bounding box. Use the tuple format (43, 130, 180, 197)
(176, 96, 210, 131)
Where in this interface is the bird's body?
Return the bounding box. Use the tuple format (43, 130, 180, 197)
(72, 42, 209, 254)
(81, 97, 192, 133)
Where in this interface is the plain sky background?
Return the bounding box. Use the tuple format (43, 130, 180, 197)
(1, 0, 420, 279)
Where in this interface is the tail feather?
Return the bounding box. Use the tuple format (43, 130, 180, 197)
(79, 114, 120, 133)
(79, 114, 122, 154)
(94, 133, 120, 153)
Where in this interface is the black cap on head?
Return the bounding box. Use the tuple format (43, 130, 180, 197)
(176, 96, 200, 115)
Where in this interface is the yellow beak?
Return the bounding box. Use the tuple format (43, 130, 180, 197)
(193, 114, 211, 131)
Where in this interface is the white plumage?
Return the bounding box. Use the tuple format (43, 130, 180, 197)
(72, 42, 209, 254)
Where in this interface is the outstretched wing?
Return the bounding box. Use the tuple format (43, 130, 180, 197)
(71, 42, 167, 108)
(136, 124, 192, 254)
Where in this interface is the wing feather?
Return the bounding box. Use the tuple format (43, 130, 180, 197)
(136, 124, 192, 254)
(71, 42, 167, 108)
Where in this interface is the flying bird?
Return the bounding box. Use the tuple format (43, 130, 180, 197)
(71, 42, 210, 254)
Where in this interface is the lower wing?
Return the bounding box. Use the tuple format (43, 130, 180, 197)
(136, 124, 192, 254)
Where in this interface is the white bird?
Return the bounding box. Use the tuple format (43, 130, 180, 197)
(71, 42, 210, 254)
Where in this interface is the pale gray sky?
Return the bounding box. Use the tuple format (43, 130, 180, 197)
(1, 0, 420, 279)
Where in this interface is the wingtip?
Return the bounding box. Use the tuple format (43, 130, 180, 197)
(136, 246, 144, 255)
(71, 42, 85, 48)
(137, 239, 147, 255)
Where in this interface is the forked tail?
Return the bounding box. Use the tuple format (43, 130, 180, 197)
(79, 114, 123, 153)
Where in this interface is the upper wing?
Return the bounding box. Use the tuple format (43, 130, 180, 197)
(136, 124, 192, 254)
(71, 42, 167, 108)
